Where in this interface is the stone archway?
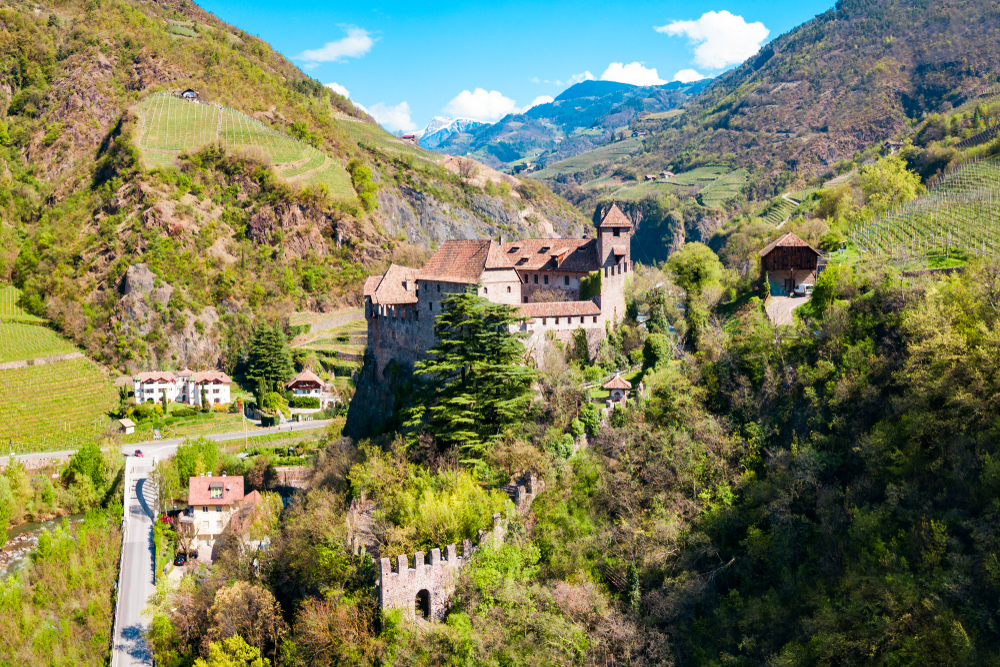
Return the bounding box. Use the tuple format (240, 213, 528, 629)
(415, 589, 431, 618)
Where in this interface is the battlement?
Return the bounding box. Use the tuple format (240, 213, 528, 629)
(377, 513, 504, 621)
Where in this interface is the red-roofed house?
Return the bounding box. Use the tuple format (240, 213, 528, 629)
(603, 373, 633, 402)
(133, 369, 232, 406)
(181, 474, 246, 547)
(759, 233, 822, 296)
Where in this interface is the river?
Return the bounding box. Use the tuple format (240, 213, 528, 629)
(1, 513, 86, 578)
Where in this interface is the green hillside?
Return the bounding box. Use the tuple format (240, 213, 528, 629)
(134, 94, 354, 198)
(0, 285, 43, 322)
(850, 157, 1000, 258)
(0, 321, 76, 363)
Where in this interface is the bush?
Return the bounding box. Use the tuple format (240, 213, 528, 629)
(578, 402, 602, 435)
(212, 403, 230, 413)
(290, 396, 321, 409)
(543, 427, 574, 460)
(643, 333, 672, 371)
(133, 402, 164, 422)
(171, 406, 198, 418)
(261, 392, 290, 417)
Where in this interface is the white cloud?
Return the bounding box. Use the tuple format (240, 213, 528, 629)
(600, 62, 666, 86)
(444, 88, 518, 121)
(529, 76, 541, 84)
(352, 101, 368, 114)
(520, 95, 554, 112)
(324, 82, 350, 98)
(673, 69, 705, 83)
(655, 11, 769, 70)
(296, 26, 375, 64)
(568, 71, 596, 85)
(368, 101, 417, 132)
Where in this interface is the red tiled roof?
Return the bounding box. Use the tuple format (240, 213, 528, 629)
(612, 246, 627, 256)
(417, 240, 514, 284)
(598, 204, 632, 229)
(178, 368, 194, 377)
(603, 373, 632, 390)
(520, 300, 602, 318)
(758, 232, 821, 257)
(188, 475, 245, 506)
(363, 276, 381, 297)
(190, 370, 232, 384)
(501, 238, 599, 272)
(368, 264, 419, 305)
(135, 371, 176, 383)
(286, 369, 324, 388)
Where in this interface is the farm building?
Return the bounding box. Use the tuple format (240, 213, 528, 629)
(400, 134, 418, 145)
(180, 89, 199, 100)
(644, 174, 657, 182)
(117, 418, 136, 435)
(759, 232, 822, 296)
(660, 171, 675, 180)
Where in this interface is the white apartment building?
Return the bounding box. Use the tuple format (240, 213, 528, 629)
(134, 369, 233, 406)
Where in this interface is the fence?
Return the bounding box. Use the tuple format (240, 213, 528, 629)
(109, 460, 131, 667)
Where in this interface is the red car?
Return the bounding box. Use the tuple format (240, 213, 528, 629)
(134, 449, 144, 457)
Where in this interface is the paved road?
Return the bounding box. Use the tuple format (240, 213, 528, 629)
(113, 461, 156, 666)
(0, 419, 335, 468)
(766, 295, 811, 326)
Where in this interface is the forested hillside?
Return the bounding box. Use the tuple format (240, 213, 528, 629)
(0, 0, 586, 371)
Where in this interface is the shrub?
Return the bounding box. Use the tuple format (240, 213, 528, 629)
(578, 402, 602, 435)
(643, 333, 672, 371)
(290, 396, 321, 409)
(261, 392, 290, 417)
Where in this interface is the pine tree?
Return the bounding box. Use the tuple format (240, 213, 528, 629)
(246, 324, 294, 397)
(407, 290, 536, 463)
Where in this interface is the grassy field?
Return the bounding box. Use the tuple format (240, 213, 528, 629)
(121, 411, 248, 444)
(133, 94, 354, 199)
(530, 138, 644, 179)
(0, 285, 43, 322)
(0, 357, 116, 453)
(0, 322, 78, 363)
(598, 165, 747, 205)
(334, 115, 442, 164)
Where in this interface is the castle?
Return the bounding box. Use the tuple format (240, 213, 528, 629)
(363, 204, 634, 374)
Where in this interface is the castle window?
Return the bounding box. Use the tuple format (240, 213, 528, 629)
(533, 275, 538, 284)
(564, 276, 569, 286)
(542, 318, 547, 325)
(429, 302, 433, 311)
(544, 275, 549, 285)
(484, 287, 488, 294)
(581, 317, 585, 323)
(437, 284, 440, 292)
(555, 318, 560, 324)
(539, 247, 550, 253)
(613, 228, 620, 237)
(507, 286, 511, 293)
(593, 317, 598, 323)
(523, 296, 528, 303)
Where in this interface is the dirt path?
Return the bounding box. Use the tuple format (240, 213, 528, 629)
(766, 295, 810, 326)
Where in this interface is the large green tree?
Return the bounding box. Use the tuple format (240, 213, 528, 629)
(408, 290, 536, 463)
(245, 324, 294, 399)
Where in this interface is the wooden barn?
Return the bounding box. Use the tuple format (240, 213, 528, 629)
(759, 232, 822, 296)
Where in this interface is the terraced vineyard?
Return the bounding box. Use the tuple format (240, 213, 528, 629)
(0, 357, 116, 453)
(133, 94, 354, 199)
(0, 322, 77, 363)
(850, 157, 1000, 258)
(0, 284, 43, 322)
(334, 114, 441, 164)
(700, 169, 749, 207)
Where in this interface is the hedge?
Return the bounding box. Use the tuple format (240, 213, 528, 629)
(290, 396, 321, 409)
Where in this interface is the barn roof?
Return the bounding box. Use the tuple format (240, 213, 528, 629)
(417, 240, 514, 284)
(758, 233, 821, 258)
(286, 369, 324, 388)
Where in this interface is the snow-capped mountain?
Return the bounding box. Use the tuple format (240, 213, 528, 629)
(418, 116, 490, 149)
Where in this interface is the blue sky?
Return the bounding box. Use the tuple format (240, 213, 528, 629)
(196, 0, 836, 132)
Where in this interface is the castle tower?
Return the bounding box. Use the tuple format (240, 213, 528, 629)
(596, 203, 633, 324)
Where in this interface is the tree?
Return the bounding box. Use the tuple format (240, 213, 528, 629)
(246, 324, 294, 397)
(642, 333, 672, 371)
(408, 290, 536, 462)
(208, 582, 286, 656)
(193, 635, 270, 667)
(667, 242, 724, 298)
(0, 476, 14, 535)
(201, 386, 210, 413)
(858, 155, 924, 215)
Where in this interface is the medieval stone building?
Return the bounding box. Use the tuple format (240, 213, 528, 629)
(363, 204, 634, 374)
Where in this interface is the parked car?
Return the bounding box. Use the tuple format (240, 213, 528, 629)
(173, 553, 187, 566)
(134, 449, 144, 457)
(793, 284, 814, 297)
(188, 550, 199, 560)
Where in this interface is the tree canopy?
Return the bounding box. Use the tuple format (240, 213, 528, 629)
(407, 290, 536, 463)
(245, 324, 294, 398)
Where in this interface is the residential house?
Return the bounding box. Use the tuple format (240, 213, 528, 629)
(133, 369, 232, 406)
(285, 369, 329, 407)
(180, 474, 246, 548)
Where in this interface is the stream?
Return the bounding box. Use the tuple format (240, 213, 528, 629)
(1, 513, 86, 578)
